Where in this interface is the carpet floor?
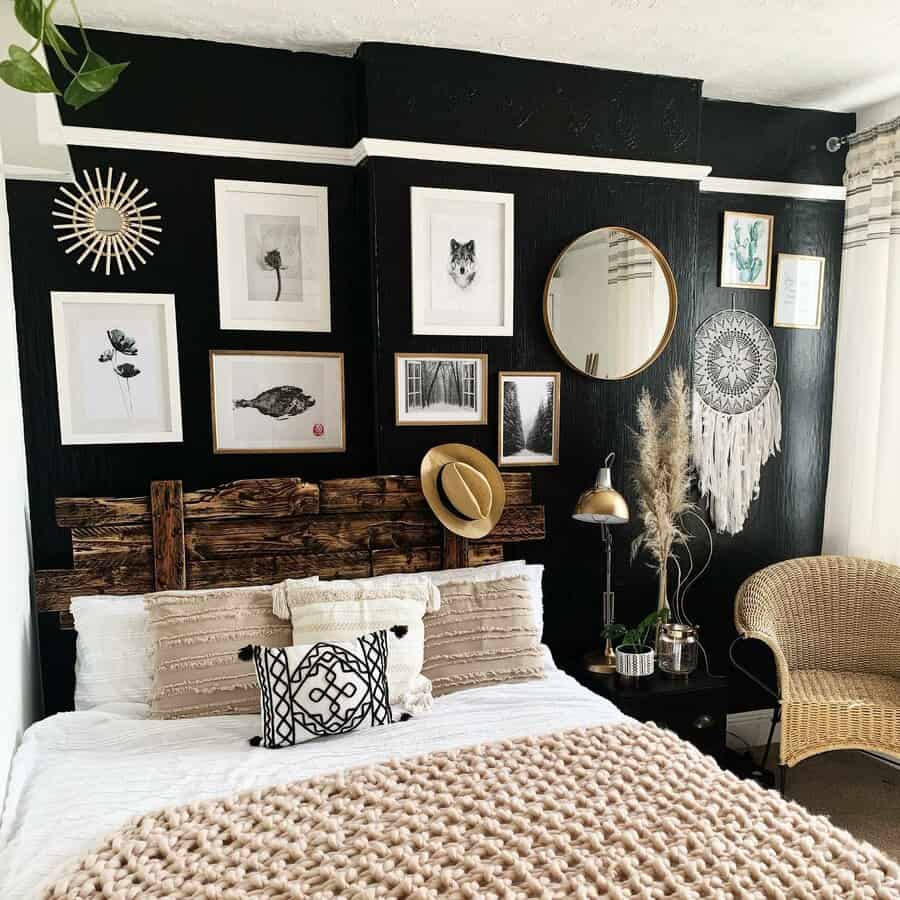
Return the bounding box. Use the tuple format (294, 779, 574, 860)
(755, 745, 900, 861)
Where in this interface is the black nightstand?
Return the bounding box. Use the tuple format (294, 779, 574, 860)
(571, 668, 729, 760)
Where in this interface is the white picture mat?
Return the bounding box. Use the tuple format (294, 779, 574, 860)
(411, 187, 514, 336)
(498, 372, 559, 466)
(215, 179, 331, 332)
(394, 354, 487, 424)
(211, 352, 344, 453)
(774, 254, 825, 329)
(50, 292, 183, 445)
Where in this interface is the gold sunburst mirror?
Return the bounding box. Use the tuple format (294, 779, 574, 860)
(52, 167, 162, 275)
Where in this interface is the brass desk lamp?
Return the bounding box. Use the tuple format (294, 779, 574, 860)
(573, 452, 630, 674)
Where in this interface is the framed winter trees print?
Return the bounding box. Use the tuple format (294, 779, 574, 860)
(720, 211, 774, 290)
(214, 179, 331, 332)
(410, 187, 514, 336)
(50, 292, 183, 445)
(498, 371, 560, 466)
(210, 350, 344, 453)
(395, 353, 488, 425)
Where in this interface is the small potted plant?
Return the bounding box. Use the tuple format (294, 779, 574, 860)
(601, 609, 669, 679)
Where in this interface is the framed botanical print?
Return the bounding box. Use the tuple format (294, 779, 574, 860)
(773, 253, 825, 330)
(498, 371, 560, 466)
(50, 292, 183, 445)
(720, 210, 774, 290)
(214, 179, 331, 332)
(410, 187, 514, 335)
(210, 350, 344, 453)
(395, 353, 488, 425)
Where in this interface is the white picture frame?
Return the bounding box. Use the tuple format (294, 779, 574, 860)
(773, 253, 825, 330)
(720, 210, 774, 290)
(410, 186, 514, 336)
(214, 179, 331, 332)
(498, 371, 560, 467)
(394, 352, 488, 425)
(50, 292, 183, 445)
(210, 350, 345, 454)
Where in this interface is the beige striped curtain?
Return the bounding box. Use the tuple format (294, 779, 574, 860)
(823, 121, 900, 563)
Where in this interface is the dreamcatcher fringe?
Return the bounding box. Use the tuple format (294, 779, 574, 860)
(692, 381, 781, 535)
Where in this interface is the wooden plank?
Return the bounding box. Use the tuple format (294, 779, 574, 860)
(151, 480, 186, 591)
(474, 505, 545, 543)
(36, 565, 155, 613)
(56, 495, 151, 528)
(184, 478, 319, 519)
(500, 472, 532, 507)
(442, 529, 469, 569)
(186, 511, 441, 560)
(467, 542, 504, 566)
(188, 551, 372, 590)
(71, 524, 153, 562)
(371, 546, 442, 576)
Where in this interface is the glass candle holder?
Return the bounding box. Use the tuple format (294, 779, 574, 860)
(657, 623, 699, 676)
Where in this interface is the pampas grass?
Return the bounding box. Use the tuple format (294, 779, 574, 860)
(631, 368, 695, 611)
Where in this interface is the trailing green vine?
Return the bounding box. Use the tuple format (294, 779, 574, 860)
(1, 0, 129, 108)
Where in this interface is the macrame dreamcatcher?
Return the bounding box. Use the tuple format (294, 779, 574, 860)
(692, 307, 781, 535)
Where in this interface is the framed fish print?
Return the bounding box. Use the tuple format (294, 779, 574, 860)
(720, 210, 774, 290)
(395, 353, 488, 425)
(410, 187, 514, 336)
(50, 292, 183, 445)
(214, 179, 331, 333)
(498, 371, 560, 467)
(210, 350, 344, 454)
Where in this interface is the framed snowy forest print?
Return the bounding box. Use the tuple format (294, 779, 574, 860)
(498, 371, 560, 466)
(395, 353, 488, 425)
(214, 179, 331, 332)
(50, 292, 183, 445)
(410, 187, 514, 336)
(210, 350, 344, 453)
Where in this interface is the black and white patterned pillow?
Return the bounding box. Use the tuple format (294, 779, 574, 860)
(240, 629, 393, 748)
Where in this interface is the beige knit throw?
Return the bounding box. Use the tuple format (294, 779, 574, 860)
(45, 722, 899, 899)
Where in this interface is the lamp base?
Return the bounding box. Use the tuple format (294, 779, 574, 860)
(583, 642, 616, 675)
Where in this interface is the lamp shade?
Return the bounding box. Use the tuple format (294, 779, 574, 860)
(573, 460, 629, 525)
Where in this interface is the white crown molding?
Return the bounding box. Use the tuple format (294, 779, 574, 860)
(358, 137, 713, 181)
(3, 164, 74, 182)
(700, 176, 845, 201)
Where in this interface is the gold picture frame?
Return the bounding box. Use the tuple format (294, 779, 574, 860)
(773, 253, 826, 330)
(720, 210, 775, 290)
(498, 371, 561, 467)
(394, 352, 489, 426)
(210, 349, 345, 454)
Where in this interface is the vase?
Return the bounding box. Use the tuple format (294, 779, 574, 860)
(615, 644, 655, 678)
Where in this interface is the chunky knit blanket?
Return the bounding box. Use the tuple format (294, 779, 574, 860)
(44, 722, 899, 899)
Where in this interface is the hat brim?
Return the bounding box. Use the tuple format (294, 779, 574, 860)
(420, 444, 507, 540)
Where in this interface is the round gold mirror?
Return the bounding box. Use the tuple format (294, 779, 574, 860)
(543, 227, 677, 380)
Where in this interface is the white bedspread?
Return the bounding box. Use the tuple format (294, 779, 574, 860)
(0, 663, 626, 899)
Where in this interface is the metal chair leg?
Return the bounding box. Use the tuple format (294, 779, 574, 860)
(760, 704, 780, 772)
(779, 764, 788, 796)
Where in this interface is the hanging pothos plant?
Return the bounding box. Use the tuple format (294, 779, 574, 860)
(1, 0, 129, 108)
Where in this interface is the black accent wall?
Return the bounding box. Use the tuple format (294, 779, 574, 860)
(9, 32, 854, 715)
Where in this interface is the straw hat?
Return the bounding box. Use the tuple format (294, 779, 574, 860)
(420, 444, 506, 539)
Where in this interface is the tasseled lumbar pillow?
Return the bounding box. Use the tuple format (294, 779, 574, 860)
(241, 629, 394, 748)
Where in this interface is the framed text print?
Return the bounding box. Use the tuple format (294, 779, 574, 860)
(50, 292, 183, 445)
(410, 187, 514, 336)
(773, 253, 825, 330)
(214, 179, 331, 332)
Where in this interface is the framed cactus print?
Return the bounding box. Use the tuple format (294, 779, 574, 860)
(720, 211, 774, 290)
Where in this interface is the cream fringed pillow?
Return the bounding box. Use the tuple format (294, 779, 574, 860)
(424, 575, 544, 697)
(145, 581, 316, 719)
(272, 575, 439, 714)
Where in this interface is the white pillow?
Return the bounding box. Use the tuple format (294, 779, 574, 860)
(71, 595, 150, 711)
(424, 561, 544, 637)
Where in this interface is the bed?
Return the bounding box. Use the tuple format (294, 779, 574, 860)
(3, 474, 897, 898)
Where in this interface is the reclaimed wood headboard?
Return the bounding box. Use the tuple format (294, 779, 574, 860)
(35, 472, 545, 631)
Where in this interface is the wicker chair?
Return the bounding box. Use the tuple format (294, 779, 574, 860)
(734, 556, 900, 781)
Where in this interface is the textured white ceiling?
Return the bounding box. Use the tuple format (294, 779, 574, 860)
(64, 0, 900, 112)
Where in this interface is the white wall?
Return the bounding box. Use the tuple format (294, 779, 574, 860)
(857, 94, 900, 132)
(0, 139, 40, 801)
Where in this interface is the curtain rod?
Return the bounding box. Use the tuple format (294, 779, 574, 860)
(827, 115, 900, 152)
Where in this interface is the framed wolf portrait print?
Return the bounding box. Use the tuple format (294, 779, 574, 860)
(395, 353, 488, 425)
(50, 292, 183, 446)
(410, 187, 514, 336)
(498, 371, 560, 467)
(214, 179, 331, 333)
(210, 350, 344, 454)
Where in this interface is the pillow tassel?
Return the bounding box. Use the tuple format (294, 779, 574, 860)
(237, 645, 254, 662)
(248, 736, 262, 747)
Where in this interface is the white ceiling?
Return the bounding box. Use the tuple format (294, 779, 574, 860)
(63, 0, 900, 113)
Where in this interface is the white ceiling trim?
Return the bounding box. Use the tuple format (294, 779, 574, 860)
(700, 176, 845, 201)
